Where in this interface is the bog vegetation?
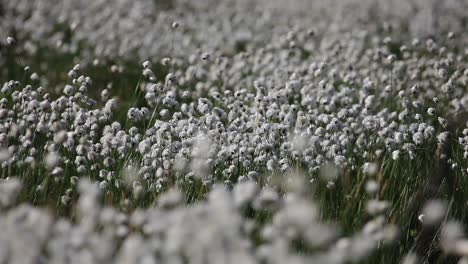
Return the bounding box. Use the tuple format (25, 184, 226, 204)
(0, 0, 467, 263)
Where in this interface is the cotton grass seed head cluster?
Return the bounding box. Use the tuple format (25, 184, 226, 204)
(0, 179, 399, 264)
(0, 0, 468, 263)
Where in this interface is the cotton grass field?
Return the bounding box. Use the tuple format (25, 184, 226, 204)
(0, 0, 468, 263)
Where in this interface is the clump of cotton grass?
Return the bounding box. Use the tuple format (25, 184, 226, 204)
(366, 199, 390, 216)
(363, 162, 379, 176)
(44, 151, 60, 169)
(419, 199, 447, 226)
(0, 178, 21, 208)
(157, 188, 184, 209)
(0, 204, 53, 264)
(0, 148, 10, 163)
(0, 0, 467, 263)
(77, 180, 101, 232)
(6, 36, 15, 46)
(440, 221, 468, 258)
(190, 132, 214, 178)
(365, 179, 379, 195)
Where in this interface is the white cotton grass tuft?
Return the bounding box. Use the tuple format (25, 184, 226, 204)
(0, 149, 10, 162)
(233, 181, 258, 207)
(6, 36, 15, 45)
(190, 133, 213, 177)
(365, 179, 379, 194)
(77, 180, 101, 231)
(363, 162, 379, 176)
(420, 200, 447, 226)
(366, 200, 390, 215)
(441, 221, 465, 242)
(122, 164, 140, 188)
(44, 152, 60, 169)
(0, 178, 21, 207)
(440, 221, 468, 257)
(158, 188, 183, 208)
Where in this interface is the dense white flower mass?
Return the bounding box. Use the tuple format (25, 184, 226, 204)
(0, 0, 468, 263)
